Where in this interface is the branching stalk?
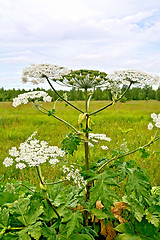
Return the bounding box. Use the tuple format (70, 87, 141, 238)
(45, 76, 84, 113)
(89, 82, 132, 116)
(35, 104, 79, 133)
(98, 135, 160, 172)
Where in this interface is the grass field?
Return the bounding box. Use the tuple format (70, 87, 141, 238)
(0, 100, 160, 186)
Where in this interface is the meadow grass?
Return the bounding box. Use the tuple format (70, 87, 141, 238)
(0, 100, 160, 186)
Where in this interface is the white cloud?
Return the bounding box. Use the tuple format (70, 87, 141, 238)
(0, 0, 160, 89)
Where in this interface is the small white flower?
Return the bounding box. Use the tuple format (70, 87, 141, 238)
(49, 159, 59, 165)
(101, 145, 109, 150)
(148, 123, 154, 130)
(3, 157, 14, 167)
(151, 113, 157, 122)
(16, 163, 26, 169)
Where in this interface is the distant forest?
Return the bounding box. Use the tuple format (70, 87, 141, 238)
(0, 86, 160, 102)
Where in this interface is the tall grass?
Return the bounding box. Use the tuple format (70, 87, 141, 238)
(0, 100, 159, 185)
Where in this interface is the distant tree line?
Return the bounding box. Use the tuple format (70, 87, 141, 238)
(0, 86, 160, 102)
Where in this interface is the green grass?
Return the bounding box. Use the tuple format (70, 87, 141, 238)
(0, 100, 160, 186)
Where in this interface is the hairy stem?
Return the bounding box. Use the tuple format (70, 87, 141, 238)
(45, 76, 84, 113)
(89, 82, 132, 116)
(98, 135, 160, 172)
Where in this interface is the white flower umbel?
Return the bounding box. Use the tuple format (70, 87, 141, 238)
(13, 91, 52, 107)
(3, 132, 65, 169)
(62, 165, 87, 189)
(113, 70, 160, 87)
(22, 64, 70, 84)
(148, 113, 160, 130)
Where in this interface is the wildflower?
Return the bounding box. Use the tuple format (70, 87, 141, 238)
(148, 123, 154, 130)
(3, 157, 14, 167)
(62, 165, 87, 189)
(3, 132, 65, 169)
(12, 91, 52, 107)
(101, 145, 109, 150)
(16, 163, 26, 169)
(113, 70, 160, 87)
(148, 113, 160, 129)
(22, 64, 70, 84)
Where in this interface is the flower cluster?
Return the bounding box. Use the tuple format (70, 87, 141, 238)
(112, 70, 160, 87)
(12, 91, 52, 107)
(22, 64, 70, 84)
(88, 133, 111, 149)
(62, 165, 87, 189)
(56, 69, 109, 89)
(3, 132, 65, 169)
(148, 113, 160, 130)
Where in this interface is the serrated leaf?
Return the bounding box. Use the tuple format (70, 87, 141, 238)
(23, 207, 43, 225)
(145, 208, 160, 227)
(62, 133, 81, 155)
(122, 195, 145, 222)
(91, 208, 108, 220)
(139, 148, 150, 159)
(125, 168, 151, 199)
(66, 211, 83, 238)
(18, 222, 42, 240)
(90, 171, 119, 208)
(114, 222, 134, 234)
(41, 223, 56, 240)
(0, 208, 9, 229)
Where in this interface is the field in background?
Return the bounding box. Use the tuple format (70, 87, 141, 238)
(0, 100, 160, 186)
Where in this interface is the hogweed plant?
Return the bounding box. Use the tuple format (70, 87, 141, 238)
(1, 64, 160, 240)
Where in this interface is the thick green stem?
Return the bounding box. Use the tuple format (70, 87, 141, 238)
(84, 89, 91, 226)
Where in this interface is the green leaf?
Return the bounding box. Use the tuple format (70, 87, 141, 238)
(0, 192, 19, 206)
(125, 168, 151, 199)
(0, 208, 9, 229)
(70, 234, 93, 240)
(114, 222, 134, 234)
(145, 207, 160, 227)
(41, 223, 56, 240)
(139, 148, 150, 159)
(66, 211, 83, 238)
(90, 208, 108, 220)
(7, 198, 30, 226)
(1, 232, 18, 240)
(90, 171, 119, 208)
(48, 108, 55, 116)
(62, 133, 81, 155)
(23, 207, 43, 225)
(122, 194, 145, 222)
(115, 233, 143, 240)
(18, 222, 42, 240)
(26, 222, 42, 240)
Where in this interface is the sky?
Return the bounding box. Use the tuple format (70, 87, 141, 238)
(0, 0, 160, 90)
